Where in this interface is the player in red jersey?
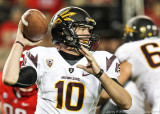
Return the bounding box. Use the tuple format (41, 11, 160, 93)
(0, 71, 38, 114)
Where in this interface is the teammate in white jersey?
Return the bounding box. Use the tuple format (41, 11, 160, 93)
(102, 15, 160, 114)
(2, 6, 132, 114)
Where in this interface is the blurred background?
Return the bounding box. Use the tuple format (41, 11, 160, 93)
(0, 0, 160, 70)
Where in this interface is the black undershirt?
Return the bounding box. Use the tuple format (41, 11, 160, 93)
(59, 50, 84, 65)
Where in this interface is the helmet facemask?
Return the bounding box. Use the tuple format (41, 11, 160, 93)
(69, 22, 100, 50)
(50, 7, 100, 51)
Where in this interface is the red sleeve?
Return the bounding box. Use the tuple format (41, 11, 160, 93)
(0, 72, 12, 94)
(0, 71, 4, 94)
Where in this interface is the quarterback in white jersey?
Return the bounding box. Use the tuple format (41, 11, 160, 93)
(115, 15, 160, 114)
(22, 47, 119, 114)
(2, 6, 132, 114)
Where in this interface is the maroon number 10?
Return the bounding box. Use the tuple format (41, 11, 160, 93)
(55, 81, 85, 111)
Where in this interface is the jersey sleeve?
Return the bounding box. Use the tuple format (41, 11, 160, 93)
(94, 51, 120, 80)
(115, 43, 132, 63)
(20, 48, 41, 84)
(21, 50, 38, 70)
(105, 57, 120, 79)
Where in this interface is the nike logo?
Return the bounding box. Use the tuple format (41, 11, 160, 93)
(22, 102, 29, 106)
(82, 73, 90, 76)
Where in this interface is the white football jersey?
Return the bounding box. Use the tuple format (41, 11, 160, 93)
(115, 37, 160, 107)
(22, 47, 120, 114)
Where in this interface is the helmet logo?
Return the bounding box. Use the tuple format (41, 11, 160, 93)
(52, 8, 77, 26)
(125, 25, 135, 34)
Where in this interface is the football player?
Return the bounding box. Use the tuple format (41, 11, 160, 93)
(2, 6, 132, 114)
(0, 71, 38, 114)
(101, 15, 160, 114)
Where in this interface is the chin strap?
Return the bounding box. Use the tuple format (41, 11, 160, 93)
(75, 47, 82, 55)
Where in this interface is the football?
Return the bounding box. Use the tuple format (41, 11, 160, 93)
(21, 9, 48, 42)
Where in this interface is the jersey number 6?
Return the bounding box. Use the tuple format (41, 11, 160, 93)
(141, 42, 160, 68)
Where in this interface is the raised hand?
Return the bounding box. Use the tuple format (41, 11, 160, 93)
(15, 21, 42, 47)
(77, 46, 101, 76)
